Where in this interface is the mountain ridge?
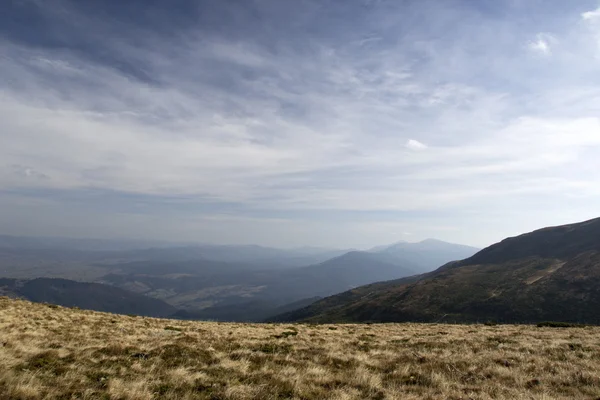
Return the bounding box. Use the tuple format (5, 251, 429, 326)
(273, 217, 600, 324)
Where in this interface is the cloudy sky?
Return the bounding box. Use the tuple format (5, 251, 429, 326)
(1, 0, 600, 249)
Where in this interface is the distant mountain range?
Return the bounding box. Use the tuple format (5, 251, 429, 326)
(0, 235, 349, 268)
(271, 217, 600, 324)
(0, 234, 479, 321)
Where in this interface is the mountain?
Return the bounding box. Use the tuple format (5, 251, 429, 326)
(273, 217, 600, 324)
(370, 239, 480, 273)
(0, 278, 176, 317)
(287, 251, 417, 292)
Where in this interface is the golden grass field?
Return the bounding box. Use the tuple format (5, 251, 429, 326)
(2, 297, 600, 400)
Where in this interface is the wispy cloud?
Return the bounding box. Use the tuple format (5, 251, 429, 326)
(529, 33, 554, 55)
(0, 0, 599, 248)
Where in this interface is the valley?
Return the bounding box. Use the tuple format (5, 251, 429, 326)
(0, 237, 477, 322)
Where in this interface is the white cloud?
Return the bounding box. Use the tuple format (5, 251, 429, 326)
(582, 7, 600, 21)
(405, 139, 428, 151)
(528, 33, 554, 55)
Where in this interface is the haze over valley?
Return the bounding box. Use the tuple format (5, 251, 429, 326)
(0, 235, 478, 321)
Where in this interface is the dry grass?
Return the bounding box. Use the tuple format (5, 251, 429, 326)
(1, 297, 600, 399)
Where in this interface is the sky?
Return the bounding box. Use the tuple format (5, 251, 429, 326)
(1, 0, 600, 249)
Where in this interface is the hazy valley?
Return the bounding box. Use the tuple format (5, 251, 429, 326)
(0, 236, 478, 322)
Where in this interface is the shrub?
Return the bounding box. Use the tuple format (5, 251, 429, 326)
(164, 326, 183, 332)
(253, 342, 292, 354)
(273, 330, 298, 339)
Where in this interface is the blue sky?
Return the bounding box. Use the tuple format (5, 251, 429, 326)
(1, 0, 600, 248)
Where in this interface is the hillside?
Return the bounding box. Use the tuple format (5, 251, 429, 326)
(265, 277, 417, 323)
(0, 278, 176, 318)
(276, 217, 600, 324)
(3, 297, 600, 399)
(371, 239, 479, 273)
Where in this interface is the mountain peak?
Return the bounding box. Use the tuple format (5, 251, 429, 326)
(418, 238, 445, 244)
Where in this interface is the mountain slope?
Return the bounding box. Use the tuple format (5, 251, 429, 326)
(457, 218, 600, 265)
(0, 278, 176, 317)
(275, 217, 600, 324)
(266, 275, 422, 323)
(372, 239, 479, 273)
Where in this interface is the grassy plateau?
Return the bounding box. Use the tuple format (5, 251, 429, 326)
(1, 297, 600, 400)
